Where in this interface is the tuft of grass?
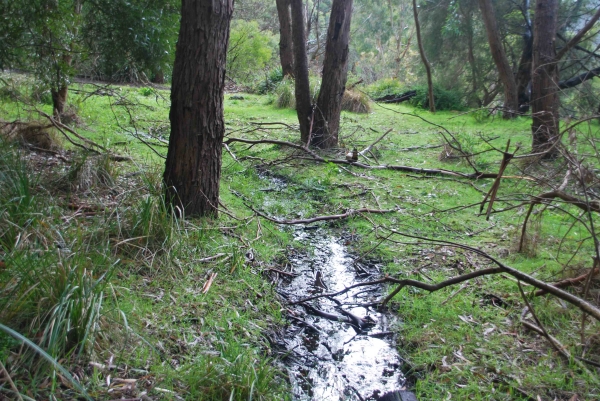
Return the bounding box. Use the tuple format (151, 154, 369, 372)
(275, 77, 295, 109)
(341, 89, 371, 113)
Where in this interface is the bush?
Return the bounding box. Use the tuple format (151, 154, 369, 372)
(409, 85, 465, 111)
(365, 78, 405, 98)
(255, 67, 284, 94)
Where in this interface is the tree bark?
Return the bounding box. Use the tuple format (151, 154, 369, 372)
(290, 0, 312, 144)
(531, 0, 559, 157)
(311, 0, 353, 148)
(412, 0, 435, 113)
(163, 0, 234, 217)
(515, 0, 532, 113)
(276, 0, 294, 77)
(52, 86, 68, 117)
(478, 0, 518, 118)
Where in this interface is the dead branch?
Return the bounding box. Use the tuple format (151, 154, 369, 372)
(480, 140, 517, 220)
(38, 110, 106, 152)
(250, 206, 396, 225)
(379, 228, 600, 322)
(534, 267, 600, 296)
(359, 128, 393, 156)
(224, 136, 523, 180)
(289, 267, 503, 305)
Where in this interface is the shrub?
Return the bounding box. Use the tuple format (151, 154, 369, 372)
(255, 67, 284, 94)
(365, 78, 405, 98)
(409, 84, 465, 111)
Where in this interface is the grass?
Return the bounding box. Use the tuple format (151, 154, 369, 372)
(0, 70, 599, 400)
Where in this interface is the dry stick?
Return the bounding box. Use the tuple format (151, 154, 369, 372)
(224, 137, 516, 180)
(290, 267, 503, 305)
(38, 110, 106, 151)
(0, 359, 24, 401)
(534, 266, 600, 296)
(479, 140, 516, 220)
(250, 206, 396, 225)
(580, 258, 599, 352)
(517, 282, 571, 360)
(359, 128, 393, 156)
(380, 228, 600, 322)
(195, 253, 228, 263)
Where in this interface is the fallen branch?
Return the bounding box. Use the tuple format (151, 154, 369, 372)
(381, 228, 600, 322)
(534, 267, 600, 296)
(224, 136, 523, 180)
(359, 128, 393, 156)
(250, 206, 396, 225)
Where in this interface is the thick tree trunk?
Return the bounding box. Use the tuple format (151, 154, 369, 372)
(531, 0, 559, 157)
(412, 0, 435, 113)
(515, 29, 532, 113)
(276, 0, 294, 77)
(478, 0, 518, 118)
(163, 0, 233, 217)
(290, 0, 312, 144)
(311, 0, 353, 149)
(515, 0, 532, 113)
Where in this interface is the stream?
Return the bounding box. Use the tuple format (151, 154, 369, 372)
(277, 228, 417, 401)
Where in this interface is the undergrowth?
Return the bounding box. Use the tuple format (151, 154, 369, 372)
(0, 71, 599, 400)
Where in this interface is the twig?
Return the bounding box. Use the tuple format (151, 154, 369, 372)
(359, 128, 393, 155)
(195, 253, 228, 263)
(250, 206, 396, 225)
(0, 359, 23, 401)
(534, 266, 599, 296)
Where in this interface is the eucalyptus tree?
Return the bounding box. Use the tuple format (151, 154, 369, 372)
(290, 0, 353, 149)
(275, 0, 294, 77)
(531, 0, 600, 156)
(163, 0, 233, 217)
(0, 0, 85, 116)
(311, 0, 354, 147)
(478, 0, 518, 118)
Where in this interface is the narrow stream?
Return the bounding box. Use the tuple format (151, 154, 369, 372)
(278, 228, 414, 401)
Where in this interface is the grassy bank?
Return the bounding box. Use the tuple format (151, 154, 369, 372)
(0, 73, 599, 400)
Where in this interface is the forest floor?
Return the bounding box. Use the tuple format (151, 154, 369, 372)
(0, 73, 599, 400)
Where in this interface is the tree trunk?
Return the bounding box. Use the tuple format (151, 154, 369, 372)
(51, 86, 68, 117)
(311, 0, 353, 149)
(478, 0, 518, 118)
(531, 0, 559, 157)
(290, 0, 312, 144)
(412, 0, 435, 113)
(163, 0, 233, 217)
(515, 0, 532, 113)
(276, 0, 294, 77)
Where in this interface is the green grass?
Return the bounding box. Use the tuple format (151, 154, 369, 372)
(0, 70, 599, 400)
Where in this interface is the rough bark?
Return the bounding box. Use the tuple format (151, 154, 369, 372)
(531, 0, 559, 157)
(276, 0, 294, 77)
(163, 0, 233, 217)
(515, 0, 532, 113)
(290, 0, 312, 144)
(51, 86, 68, 117)
(478, 0, 518, 118)
(311, 0, 353, 148)
(412, 0, 435, 113)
